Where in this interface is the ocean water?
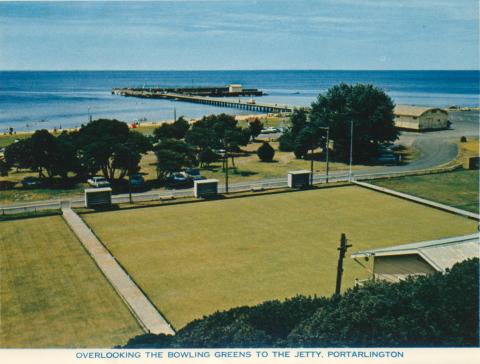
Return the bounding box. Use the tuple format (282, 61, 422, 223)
(0, 70, 478, 132)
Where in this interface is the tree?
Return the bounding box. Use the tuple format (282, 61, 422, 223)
(248, 118, 263, 141)
(257, 142, 275, 162)
(278, 109, 308, 154)
(153, 117, 190, 140)
(154, 139, 196, 180)
(293, 126, 323, 159)
(185, 114, 250, 168)
(76, 119, 151, 180)
(28, 130, 60, 179)
(5, 130, 72, 180)
(278, 130, 296, 152)
(0, 157, 9, 176)
(112, 131, 152, 179)
(290, 108, 308, 135)
(309, 83, 398, 162)
(4, 139, 33, 172)
(53, 131, 82, 179)
(198, 148, 220, 168)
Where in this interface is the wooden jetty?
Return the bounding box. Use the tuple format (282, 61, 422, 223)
(112, 88, 295, 114)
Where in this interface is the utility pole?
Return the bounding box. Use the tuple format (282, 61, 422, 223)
(128, 152, 133, 204)
(224, 139, 229, 194)
(310, 148, 314, 186)
(335, 233, 352, 295)
(318, 126, 330, 183)
(173, 106, 177, 123)
(349, 120, 354, 181)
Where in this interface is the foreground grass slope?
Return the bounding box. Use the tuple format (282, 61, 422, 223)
(0, 216, 142, 348)
(84, 186, 477, 329)
(371, 170, 479, 213)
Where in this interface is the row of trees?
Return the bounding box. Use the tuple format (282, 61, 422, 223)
(121, 258, 479, 348)
(3, 115, 265, 184)
(280, 83, 398, 162)
(154, 114, 257, 178)
(4, 119, 152, 182)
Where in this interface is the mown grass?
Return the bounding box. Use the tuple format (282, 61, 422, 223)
(371, 169, 479, 213)
(83, 186, 477, 329)
(0, 216, 142, 348)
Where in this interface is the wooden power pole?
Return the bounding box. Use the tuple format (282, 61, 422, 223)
(335, 233, 352, 295)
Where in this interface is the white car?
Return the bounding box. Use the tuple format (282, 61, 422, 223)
(261, 127, 279, 134)
(87, 176, 111, 188)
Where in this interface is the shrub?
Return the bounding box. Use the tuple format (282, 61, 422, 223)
(460, 136, 467, 143)
(120, 259, 478, 348)
(257, 142, 275, 162)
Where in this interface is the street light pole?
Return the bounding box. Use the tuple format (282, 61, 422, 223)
(128, 152, 133, 204)
(310, 148, 314, 186)
(325, 127, 330, 183)
(224, 140, 229, 194)
(349, 120, 354, 181)
(317, 126, 330, 184)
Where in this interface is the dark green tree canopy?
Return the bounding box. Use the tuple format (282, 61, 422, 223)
(198, 148, 220, 167)
(4, 129, 78, 179)
(185, 113, 250, 167)
(154, 138, 197, 180)
(248, 118, 263, 141)
(76, 119, 151, 180)
(309, 83, 398, 162)
(4, 138, 33, 171)
(153, 117, 190, 140)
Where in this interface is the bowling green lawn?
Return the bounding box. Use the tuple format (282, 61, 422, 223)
(82, 185, 478, 330)
(0, 216, 143, 348)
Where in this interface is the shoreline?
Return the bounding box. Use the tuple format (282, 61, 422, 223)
(1, 113, 271, 137)
(1, 106, 478, 137)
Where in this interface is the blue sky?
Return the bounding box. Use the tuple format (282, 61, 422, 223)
(0, 0, 478, 70)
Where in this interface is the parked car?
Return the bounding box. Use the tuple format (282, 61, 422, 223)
(87, 176, 111, 188)
(261, 127, 279, 134)
(21, 176, 41, 188)
(375, 154, 398, 165)
(167, 172, 192, 187)
(129, 173, 145, 187)
(184, 168, 206, 181)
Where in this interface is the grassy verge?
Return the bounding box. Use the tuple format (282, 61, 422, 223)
(0, 216, 142, 347)
(83, 186, 477, 329)
(370, 169, 479, 213)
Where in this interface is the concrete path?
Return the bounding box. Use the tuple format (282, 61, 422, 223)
(61, 207, 175, 335)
